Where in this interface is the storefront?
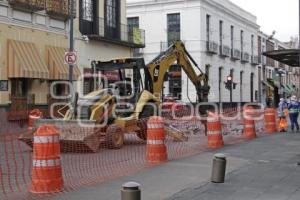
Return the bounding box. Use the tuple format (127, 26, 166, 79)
(0, 24, 80, 120)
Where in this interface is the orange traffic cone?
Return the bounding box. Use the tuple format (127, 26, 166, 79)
(243, 106, 257, 139)
(146, 116, 168, 163)
(264, 108, 277, 134)
(31, 125, 63, 193)
(28, 109, 43, 130)
(207, 112, 224, 148)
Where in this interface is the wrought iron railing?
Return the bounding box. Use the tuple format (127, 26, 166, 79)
(80, 17, 145, 48)
(8, 0, 45, 11)
(8, 0, 75, 20)
(46, 0, 75, 20)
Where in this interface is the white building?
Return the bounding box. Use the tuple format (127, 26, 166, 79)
(127, 0, 260, 104)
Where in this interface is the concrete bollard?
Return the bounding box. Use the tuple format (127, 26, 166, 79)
(211, 153, 227, 183)
(121, 182, 141, 200)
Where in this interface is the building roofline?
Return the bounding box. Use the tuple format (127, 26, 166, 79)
(127, 0, 260, 29)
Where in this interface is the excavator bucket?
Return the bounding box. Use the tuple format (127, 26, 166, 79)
(18, 119, 104, 153)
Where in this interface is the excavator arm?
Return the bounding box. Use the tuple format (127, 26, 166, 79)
(147, 41, 210, 104)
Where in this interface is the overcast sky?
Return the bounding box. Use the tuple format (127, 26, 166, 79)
(230, 0, 298, 42)
(127, 0, 299, 42)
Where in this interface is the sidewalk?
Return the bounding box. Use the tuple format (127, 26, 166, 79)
(167, 132, 300, 200)
(54, 132, 300, 200)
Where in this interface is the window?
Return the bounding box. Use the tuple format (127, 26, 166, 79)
(258, 36, 262, 63)
(231, 26, 234, 50)
(127, 17, 139, 29)
(240, 30, 244, 52)
(219, 20, 223, 47)
(79, 0, 97, 35)
(82, 0, 94, 21)
(167, 13, 180, 46)
(205, 64, 210, 81)
(266, 40, 275, 67)
(106, 0, 119, 28)
(105, 0, 120, 38)
(206, 14, 210, 42)
(240, 71, 243, 102)
(250, 73, 254, 102)
(219, 67, 222, 103)
(251, 34, 254, 56)
(11, 79, 28, 97)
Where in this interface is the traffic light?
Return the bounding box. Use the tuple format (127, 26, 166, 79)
(225, 75, 233, 90)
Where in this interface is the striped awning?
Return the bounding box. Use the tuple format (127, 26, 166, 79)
(7, 39, 49, 79)
(46, 46, 81, 80)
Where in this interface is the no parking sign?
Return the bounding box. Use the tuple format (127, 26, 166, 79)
(64, 51, 77, 65)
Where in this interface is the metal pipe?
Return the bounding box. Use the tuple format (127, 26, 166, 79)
(68, 0, 74, 83)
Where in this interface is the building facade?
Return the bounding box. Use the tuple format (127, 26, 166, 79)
(127, 0, 260, 104)
(0, 0, 145, 120)
(258, 31, 299, 107)
(0, 0, 76, 119)
(74, 0, 145, 95)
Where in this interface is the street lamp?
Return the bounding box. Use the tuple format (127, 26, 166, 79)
(225, 75, 233, 103)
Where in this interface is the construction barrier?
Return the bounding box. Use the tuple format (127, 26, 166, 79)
(243, 106, 257, 139)
(28, 109, 43, 130)
(146, 116, 168, 163)
(264, 108, 277, 134)
(0, 107, 270, 199)
(207, 112, 224, 148)
(31, 125, 63, 193)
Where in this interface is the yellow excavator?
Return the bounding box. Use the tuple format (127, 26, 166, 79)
(19, 41, 210, 152)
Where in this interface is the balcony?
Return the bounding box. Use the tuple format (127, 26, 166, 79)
(206, 41, 218, 54)
(219, 45, 230, 57)
(8, 0, 45, 12)
(251, 55, 259, 65)
(241, 52, 250, 63)
(231, 49, 241, 60)
(80, 17, 145, 48)
(46, 0, 75, 20)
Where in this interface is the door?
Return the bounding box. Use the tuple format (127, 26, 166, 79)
(104, 0, 120, 39)
(8, 79, 32, 120)
(79, 0, 98, 35)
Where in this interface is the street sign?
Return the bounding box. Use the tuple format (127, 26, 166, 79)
(64, 51, 77, 65)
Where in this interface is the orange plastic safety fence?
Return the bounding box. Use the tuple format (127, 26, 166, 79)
(0, 108, 268, 200)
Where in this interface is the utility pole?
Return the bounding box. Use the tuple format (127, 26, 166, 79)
(68, 0, 74, 83)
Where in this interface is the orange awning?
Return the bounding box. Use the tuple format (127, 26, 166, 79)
(46, 46, 81, 80)
(7, 39, 49, 79)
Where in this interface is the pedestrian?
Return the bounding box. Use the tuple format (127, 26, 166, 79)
(278, 98, 288, 132)
(288, 95, 300, 132)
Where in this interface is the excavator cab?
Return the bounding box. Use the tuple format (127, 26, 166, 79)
(91, 58, 157, 118)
